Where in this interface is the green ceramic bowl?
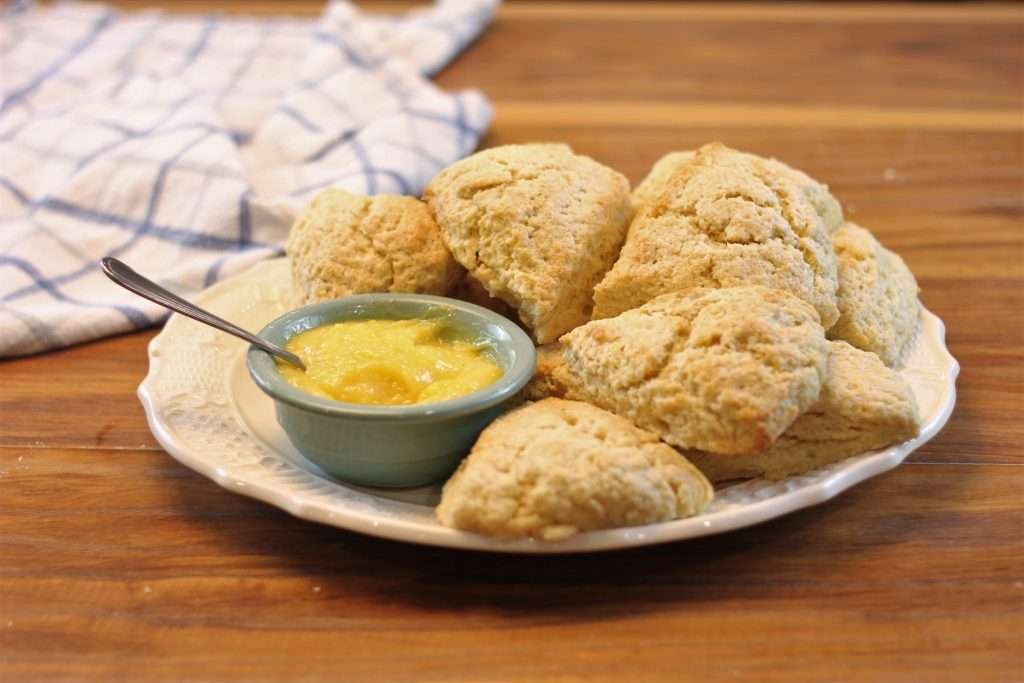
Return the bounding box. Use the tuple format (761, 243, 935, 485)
(246, 294, 535, 488)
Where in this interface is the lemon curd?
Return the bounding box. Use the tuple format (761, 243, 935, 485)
(277, 318, 504, 406)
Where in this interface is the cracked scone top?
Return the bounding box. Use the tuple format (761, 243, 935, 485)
(560, 286, 831, 455)
(630, 150, 695, 216)
(287, 189, 463, 305)
(424, 143, 631, 344)
(830, 222, 920, 366)
(435, 398, 713, 540)
(686, 340, 921, 482)
(592, 143, 843, 327)
(630, 148, 843, 228)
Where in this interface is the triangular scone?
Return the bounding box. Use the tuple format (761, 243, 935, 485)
(592, 143, 843, 326)
(829, 222, 921, 367)
(560, 286, 830, 455)
(288, 189, 463, 305)
(686, 341, 921, 482)
(424, 144, 631, 343)
(436, 399, 713, 540)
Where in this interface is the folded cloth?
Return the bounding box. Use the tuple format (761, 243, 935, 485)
(0, 0, 496, 357)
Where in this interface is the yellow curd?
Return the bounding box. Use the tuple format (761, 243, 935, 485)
(277, 318, 503, 406)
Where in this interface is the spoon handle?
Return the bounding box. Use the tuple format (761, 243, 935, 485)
(100, 257, 306, 370)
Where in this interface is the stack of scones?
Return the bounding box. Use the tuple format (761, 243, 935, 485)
(287, 142, 922, 540)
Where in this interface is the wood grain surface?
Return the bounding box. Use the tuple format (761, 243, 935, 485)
(2, 3, 1022, 681)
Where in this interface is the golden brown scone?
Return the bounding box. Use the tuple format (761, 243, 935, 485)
(287, 189, 463, 304)
(436, 399, 713, 540)
(634, 149, 843, 233)
(631, 150, 694, 216)
(424, 143, 631, 343)
(560, 286, 830, 455)
(829, 222, 920, 367)
(592, 143, 843, 326)
(686, 341, 921, 481)
(519, 343, 582, 402)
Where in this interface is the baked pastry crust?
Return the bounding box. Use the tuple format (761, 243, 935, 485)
(631, 150, 695, 216)
(287, 189, 462, 304)
(686, 341, 921, 481)
(449, 271, 521, 322)
(425, 143, 631, 343)
(436, 398, 713, 540)
(560, 286, 830, 455)
(519, 343, 580, 403)
(593, 143, 843, 326)
(829, 222, 920, 367)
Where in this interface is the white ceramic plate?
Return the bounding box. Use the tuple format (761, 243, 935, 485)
(139, 258, 959, 553)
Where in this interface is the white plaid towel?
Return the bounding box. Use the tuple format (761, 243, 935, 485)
(0, 0, 496, 357)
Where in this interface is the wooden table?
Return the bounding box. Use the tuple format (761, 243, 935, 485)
(3, 3, 1022, 681)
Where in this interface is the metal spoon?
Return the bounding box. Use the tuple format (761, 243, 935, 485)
(100, 257, 306, 370)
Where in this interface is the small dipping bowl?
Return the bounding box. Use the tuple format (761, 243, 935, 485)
(246, 294, 536, 488)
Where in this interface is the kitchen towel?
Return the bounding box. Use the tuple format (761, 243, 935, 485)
(0, 0, 496, 357)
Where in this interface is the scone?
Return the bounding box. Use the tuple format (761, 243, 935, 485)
(829, 222, 920, 366)
(631, 150, 694, 216)
(631, 148, 843, 232)
(424, 143, 631, 343)
(560, 286, 830, 455)
(519, 343, 581, 402)
(288, 189, 463, 304)
(592, 142, 843, 326)
(686, 341, 921, 481)
(436, 398, 713, 540)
